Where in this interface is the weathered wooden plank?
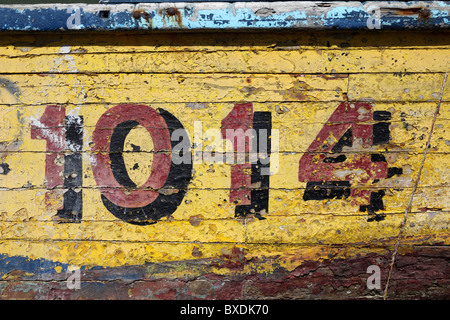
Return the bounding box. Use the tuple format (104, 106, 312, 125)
(1, 238, 442, 275)
(246, 212, 449, 245)
(0, 185, 447, 223)
(1, 102, 448, 128)
(1, 31, 449, 57)
(0, 239, 250, 268)
(1, 2, 450, 32)
(0, 73, 448, 106)
(0, 149, 447, 188)
(349, 73, 450, 102)
(1, 242, 447, 300)
(0, 219, 246, 243)
(0, 73, 349, 104)
(0, 211, 447, 248)
(1, 48, 449, 74)
(1, 118, 447, 153)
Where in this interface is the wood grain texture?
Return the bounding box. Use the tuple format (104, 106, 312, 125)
(0, 30, 448, 300)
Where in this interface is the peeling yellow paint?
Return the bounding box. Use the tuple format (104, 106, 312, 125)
(0, 31, 448, 270)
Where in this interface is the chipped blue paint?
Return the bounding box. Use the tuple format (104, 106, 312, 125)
(0, 253, 85, 278)
(0, 2, 448, 31)
(0, 253, 154, 282)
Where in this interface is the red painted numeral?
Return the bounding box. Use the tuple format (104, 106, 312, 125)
(221, 103, 254, 206)
(90, 104, 192, 225)
(298, 102, 393, 212)
(31, 105, 83, 222)
(31, 105, 66, 189)
(221, 103, 271, 218)
(91, 104, 172, 208)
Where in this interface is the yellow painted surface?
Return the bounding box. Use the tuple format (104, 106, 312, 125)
(0, 31, 449, 270)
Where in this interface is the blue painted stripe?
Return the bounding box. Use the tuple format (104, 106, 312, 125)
(0, 253, 151, 282)
(0, 253, 82, 277)
(0, 2, 448, 31)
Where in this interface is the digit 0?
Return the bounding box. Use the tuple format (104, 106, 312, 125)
(90, 104, 192, 225)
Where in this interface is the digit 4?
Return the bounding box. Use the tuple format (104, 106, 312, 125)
(298, 102, 402, 220)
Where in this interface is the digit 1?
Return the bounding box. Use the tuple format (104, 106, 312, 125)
(221, 103, 272, 219)
(31, 105, 83, 222)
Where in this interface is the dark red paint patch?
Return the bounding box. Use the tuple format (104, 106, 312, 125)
(1, 246, 449, 299)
